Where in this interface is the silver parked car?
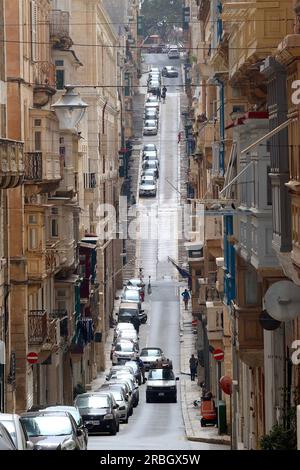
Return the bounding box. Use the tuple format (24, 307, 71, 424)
(98, 386, 130, 423)
(139, 347, 165, 371)
(112, 340, 139, 365)
(139, 182, 157, 197)
(0, 413, 33, 450)
(143, 119, 158, 136)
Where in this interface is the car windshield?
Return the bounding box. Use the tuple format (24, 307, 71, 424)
(148, 369, 175, 380)
(143, 145, 156, 150)
(145, 121, 156, 127)
(123, 290, 139, 300)
(76, 395, 109, 409)
(115, 343, 134, 352)
(125, 362, 138, 372)
(21, 416, 72, 437)
(45, 407, 81, 425)
(141, 349, 161, 357)
(0, 420, 17, 446)
(108, 390, 122, 401)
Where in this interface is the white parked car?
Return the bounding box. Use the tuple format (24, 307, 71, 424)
(143, 119, 158, 136)
(146, 368, 179, 403)
(112, 340, 139, 365)
(168, 48, 180, 59)
(0, 413, 33, 450)
(139, 182, 157, 197)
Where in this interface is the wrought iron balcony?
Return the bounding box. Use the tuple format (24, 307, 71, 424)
(0, 138, 24, 188)
(24, 152, 42, 181)
(50, 309, 67, 319)
(28, 310, 48, 345)
(50, 10, 73, 50)
(84, 173, 97, 189)
(33, 61, 56, 107)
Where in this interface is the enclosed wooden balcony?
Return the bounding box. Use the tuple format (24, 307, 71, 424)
(206, 300, 224, 344)
(28, 310, 48, 345)
(223, 0, 293, 81)
(0, 138, 24, 188)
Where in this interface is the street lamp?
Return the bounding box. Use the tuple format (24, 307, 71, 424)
(51, 85, 88, 131)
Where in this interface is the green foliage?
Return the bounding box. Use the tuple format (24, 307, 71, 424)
(260, 406, 297, 450)
(141, 0, 183, 39)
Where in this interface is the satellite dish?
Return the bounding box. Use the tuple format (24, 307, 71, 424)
(264, 280, 300, 322)
(259, 310, 281, 331)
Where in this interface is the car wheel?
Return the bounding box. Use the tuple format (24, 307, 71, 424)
(172, 395, 177, 403)
(201, 419, 206, 427)
(110, 423, 117, 435)
(146, 396, 151, 403)
(129, 407, 133, 416)
(124, 414, 129, 424)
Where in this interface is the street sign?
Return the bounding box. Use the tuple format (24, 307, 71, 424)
(213, 348, 224, 361)
(27, 352, 38, 364)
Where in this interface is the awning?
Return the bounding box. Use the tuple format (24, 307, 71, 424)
(79, 241, 96, 249)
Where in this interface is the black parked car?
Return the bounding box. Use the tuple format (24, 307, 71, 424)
(0, 422, 17, 450)
(74, 392, 120, 435)
(20, 411, 85, 450)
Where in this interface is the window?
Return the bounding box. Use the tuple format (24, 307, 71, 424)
(34, 131, 41, 151)
(29, 228, 38, 250)
(30, 1, 37, 61)
(55, 60, 64, 67)
(51, 219, 59, 237)
(244, 269, 258, 305)
(56, 69, 65, 90)
(29, 214, 37, 224)
(34, 119, 41, 127)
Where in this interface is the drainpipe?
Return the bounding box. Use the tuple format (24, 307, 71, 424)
(214, 77, 225, 175)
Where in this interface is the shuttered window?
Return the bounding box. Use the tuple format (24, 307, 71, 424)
(31, 1, 37, 61)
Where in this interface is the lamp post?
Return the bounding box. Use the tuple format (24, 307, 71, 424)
(51, 85, 88, 131)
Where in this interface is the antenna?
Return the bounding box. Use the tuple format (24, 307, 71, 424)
(264, 280, 300, 322)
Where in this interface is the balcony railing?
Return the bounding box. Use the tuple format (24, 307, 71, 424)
(50, 309, 67, 319)
(0, 138, 24, 188)
(24, 152, 42, 181)
(50, 10, 70, 40)
(33, 61, 56, 89)
(84, 173, 97, 189)
(28, 310, 48, 345)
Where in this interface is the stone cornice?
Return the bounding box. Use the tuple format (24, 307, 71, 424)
(276, 34, 300, 66)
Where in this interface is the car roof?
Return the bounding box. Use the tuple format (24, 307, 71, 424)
(141, 347, 162, 352)
(20, 411, 70, 418)
(0, 413, 19, 421)
(43, 405, 79, 413)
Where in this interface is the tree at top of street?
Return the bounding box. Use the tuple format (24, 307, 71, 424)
(141, 0, 183, 40)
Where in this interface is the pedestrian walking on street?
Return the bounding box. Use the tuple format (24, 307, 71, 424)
(181, 288, 190, 310)
(189, 354, 198, 382)
(161, 85, 167, 103)
(157, 87, 161, 101)
(132, 315, 140, 333)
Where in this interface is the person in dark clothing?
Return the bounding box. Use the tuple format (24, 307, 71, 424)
(156, 87, 161, 101)
(137, 357, 146, 383)
(181, 289, 190, 310)
(131, 315, 140, 333)
(189, 354, 198, 381)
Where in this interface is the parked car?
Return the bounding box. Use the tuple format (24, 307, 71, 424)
(143, 150, 159, 162)
(142, 161, 159, 178)
(107, 378, 136, 409)
(144, 109, 159, 122)
(20, 411, 85, 450)
(125, 360, 143, 386)
(117, 301, 146, 326)
(74, 392, 119, 435)
(144, 100, 159, 111)
(116, 328, 139, 343)
(98, 386, 129, 423)
(146, 368, 179, 403)
(142, 154, 160, 167)
(162, 66, 178, 77)
(114, 320, 136, 339)
(0, 422, 17, 450)
(143, 119, 158, 136)
(99, 383, 133, 417)
(108, 374, 139, 407)
(112, 340, 139, 365)
(121, 289, 141, 303)
(141, 175, 156, 186)
(42, 406, 88, 449)
(0, 413, 33, 450)
(139, 347, 165, 371)
(142, 168, 158, 181)
(148, 72, 161, 82)
(139, 182, 157, 198)
(143, 143, 157, 155)
(126, 278, 145, 291)
(168, 47, 180, 59)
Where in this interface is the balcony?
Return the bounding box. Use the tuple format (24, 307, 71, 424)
(233, 303, 264, 367)
(50, 10, 73, 50)
(206, 301, 224, 345)
(28, 310, 48, 345)
(24, 152, 61, 185)
(84, 173, 97, 189)
(223, 0, 293, 81)
(0, 138, 24, 188)
(33, 61, 56, 107)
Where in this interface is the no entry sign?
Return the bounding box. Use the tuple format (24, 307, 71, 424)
(213, 348, 224, 361)
(27, 352, 38, 364)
